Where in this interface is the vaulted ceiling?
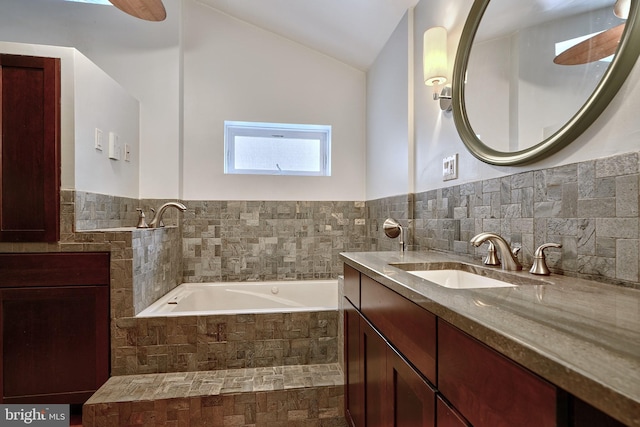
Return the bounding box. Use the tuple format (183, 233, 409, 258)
(195, 0, 419, 71)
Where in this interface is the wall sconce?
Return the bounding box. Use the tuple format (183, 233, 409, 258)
(423, 26, 452, 111)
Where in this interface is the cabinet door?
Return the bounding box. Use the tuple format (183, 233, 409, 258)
(361, 316, 388, 427)
(360, 274, 437, 384)
(0, 286, 109, 404)
(439, 320, 558, 427)
(345, 298, 364, 427)
(0, 54, 60, 242)
(0, 252, 110, 405)
(437, 397, 470, 427)
(387, 346, 436, 427)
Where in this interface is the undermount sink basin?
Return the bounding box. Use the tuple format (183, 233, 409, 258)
(407, 269, 517, 289)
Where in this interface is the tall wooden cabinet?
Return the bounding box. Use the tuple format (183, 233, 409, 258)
(0, 252, 110, 404)
(0, 54, 60, 242)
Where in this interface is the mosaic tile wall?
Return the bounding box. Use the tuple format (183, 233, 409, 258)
(132, 227, 183, 315)
(112, 311, 339, 376)
(181, 200, 368, 283)
(74, 191, 184, 231)
(367, 151, 639, 288)
(75, 191, 139, 230)
(365, 193, 414, 252)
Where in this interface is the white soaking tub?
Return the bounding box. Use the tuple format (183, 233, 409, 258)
(136, 280, 338, 317)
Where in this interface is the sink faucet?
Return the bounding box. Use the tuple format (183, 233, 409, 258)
(148, 202, 187, 228)
(470, 232, 522, 271)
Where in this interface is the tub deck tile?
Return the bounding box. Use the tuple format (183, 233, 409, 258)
(84, 363, 345, 427)
(86, 363, 343, 405)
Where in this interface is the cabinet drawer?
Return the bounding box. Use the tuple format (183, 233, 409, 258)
(344, 264, 360, 308)
(360, 274, 436, 384)
(438, 320, 558, 427)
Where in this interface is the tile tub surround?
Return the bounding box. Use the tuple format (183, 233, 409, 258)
(112, 311, 339, 376)
(181, 200, 367, 283)
(83, 363, 346, 426)
(341, 250, 640, 427)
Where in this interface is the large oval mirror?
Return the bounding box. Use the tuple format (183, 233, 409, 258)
(452, 0, 640, 165)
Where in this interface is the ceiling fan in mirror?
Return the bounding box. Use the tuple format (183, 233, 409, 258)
(554, 0, 630, 65)
(108, 0, 166, 21)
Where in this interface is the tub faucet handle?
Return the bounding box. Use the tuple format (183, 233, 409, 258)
(136, 208, 149, 228)
(530, 243, 562, 276)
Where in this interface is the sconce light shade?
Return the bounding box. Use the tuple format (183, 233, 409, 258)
(423, 26, 448, 86)
(614, 0, 630, 19)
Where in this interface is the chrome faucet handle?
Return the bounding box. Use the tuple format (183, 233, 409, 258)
(483, 241, 500, 266)
(136, 208, 149, 228)
(530, 243, 562, 276)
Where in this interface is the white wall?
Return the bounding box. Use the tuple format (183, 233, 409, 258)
(0, 0, 181, 199)
(366, 12, 411, 201)
(74, 52, 140, 198)
(0, 0, 366, 201)
(181, 0, 366, 201)
(0, 42, 140, 198)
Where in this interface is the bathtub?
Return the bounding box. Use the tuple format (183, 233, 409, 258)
(136, 280, 338, 317)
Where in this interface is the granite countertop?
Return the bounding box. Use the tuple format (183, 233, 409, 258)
(340, 250, 640, 427)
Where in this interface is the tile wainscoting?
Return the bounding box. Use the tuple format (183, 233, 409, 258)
(181, 200, 368, 282)
(368, 151, 640, 288)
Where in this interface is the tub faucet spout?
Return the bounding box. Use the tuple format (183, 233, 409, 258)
(149, 202, 187, 228)
(470, 232, 522, 271)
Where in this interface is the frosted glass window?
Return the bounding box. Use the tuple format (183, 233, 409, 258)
(224, 121, 331, 176)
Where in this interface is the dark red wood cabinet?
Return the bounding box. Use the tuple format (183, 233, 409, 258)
(438, 320, 559, 427)
(0, 252, 110, 404)
(345, 296, 435, 427)
(344, 297, 364, 427)
(343, 267, 628, 427)
(0, 54, 61, 242)
(360, 272, 437, 384)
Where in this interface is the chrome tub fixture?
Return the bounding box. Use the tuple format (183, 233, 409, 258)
(148, 202, 187, 228)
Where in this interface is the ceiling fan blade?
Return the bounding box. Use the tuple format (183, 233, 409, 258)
(554, 23, 625, 65)
(109, 0, 166, 21)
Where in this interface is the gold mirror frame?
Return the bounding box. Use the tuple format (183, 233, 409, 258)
(452, 0, 640, 166)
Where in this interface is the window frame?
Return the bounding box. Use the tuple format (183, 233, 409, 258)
(224, 121, 331, 176)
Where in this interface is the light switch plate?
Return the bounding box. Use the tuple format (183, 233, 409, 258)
(95, 128, 103, 151)
(443, 154, 458, 181)
(108, 132, 120, 160)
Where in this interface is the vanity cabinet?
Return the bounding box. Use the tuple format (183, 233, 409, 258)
(344, 297, 436, 427)
(344, 264, 436, 427)
(344, 265, 562, 427)
(0, 252, 110, 404)
(439, 320, 559, 427)
(437, 397, 470, 427)
(0, 54, 60, 242)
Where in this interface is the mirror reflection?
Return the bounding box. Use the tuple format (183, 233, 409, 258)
(463, 0, 627, 153)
